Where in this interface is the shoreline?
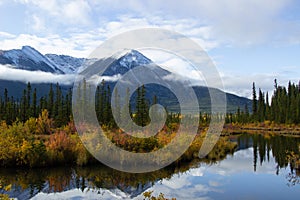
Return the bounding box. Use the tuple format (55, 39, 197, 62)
(222, 123, 300, 136)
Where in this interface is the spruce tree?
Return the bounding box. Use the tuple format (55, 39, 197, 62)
(257, 89, 265, 122)
(252, 82, 257, 121)
(113, 87, 121, 128)
(32, 88, 37, 118)
(265, 92, 270, 120)
(26, 82, 31, 118)
(21, 89, 27, 122)
(48, 84, 54, 118)
(134, 85, 150, 126)
(140, 85, 149, 126)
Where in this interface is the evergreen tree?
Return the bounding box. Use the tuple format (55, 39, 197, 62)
(53, 83, 63, 127)
(236, 106, 241, 123)
(105, 85, 112, 125)
(32, 88, 37, 118)
(244, 104, 249, 122)
(3, 89, 8, 121)
(113, 87, 121, 128)
(265, 92, 270, 120)
(252, 82, 257, 121)
(48, 84, 54, 118)
(21, 89, 27, 122)
(26, 82, 31, 118)
(150, 95, 159, 124)
(97, 80, 106, 124)
(135, 85, 149, 127)
(257, 89, 265, 122)
(120, 87, 131, 130)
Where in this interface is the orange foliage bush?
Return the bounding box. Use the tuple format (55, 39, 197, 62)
(46, 130, 75, 164)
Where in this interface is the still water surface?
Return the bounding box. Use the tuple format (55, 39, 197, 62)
(1, 134, 300, 200)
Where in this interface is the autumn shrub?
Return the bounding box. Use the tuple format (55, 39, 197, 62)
(63, 121, 77, 135)
(0, 121, 8, 132)
(0, 120, 48, 167)
(70, 134, 90, 166)
(181, 135, 203, 161)
(36, 110, 53, 135)
(46, 130, 76, 165)
(20, 139, 47, 167)
(0, 121, 29, 166)
(24, 117, 37, 134)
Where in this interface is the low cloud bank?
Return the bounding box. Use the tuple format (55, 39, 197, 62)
(0, 64, 75, 85)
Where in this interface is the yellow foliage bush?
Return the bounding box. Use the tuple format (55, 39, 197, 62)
(0, 121, 28, 166)
(36, 110, 53, 135)
(24, 117, 37, 134)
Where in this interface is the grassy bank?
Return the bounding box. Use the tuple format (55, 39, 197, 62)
(222, 122, 300, 136)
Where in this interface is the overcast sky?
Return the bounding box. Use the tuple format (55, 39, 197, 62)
(0, 0, 300, 98)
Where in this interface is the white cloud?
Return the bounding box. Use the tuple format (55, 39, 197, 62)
(16, 0, 92, 26)
(94, 15, 218, 51)
(31, 15, 45, 32)
(162, 175, 191, 189)
(0, 32, 16, 38)
(203, 148, 279, 176)
(87, 74, 122, 85)
(0, 64, 75, 84)
(0, 32, 97, 57)
(7, 0, 298, 47)
(220, 71, 300, 98)
(63, 0, 92, 25)
(87, 0, 294, 45)
(148, 172, 216, 200)
(189, 167, 205, 177)
(0, 14, 217, 57)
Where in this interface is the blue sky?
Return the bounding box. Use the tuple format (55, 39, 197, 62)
(0, 0, 300, 98)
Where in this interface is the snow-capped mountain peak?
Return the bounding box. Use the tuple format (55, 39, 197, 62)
(118, 49, 152, 70)
(0, 46, 153, 76)
(0, 46, 85, 74)
(99, 49, 154, 76)
(20, 46, 64, 73)
(45, 54, 85, 74)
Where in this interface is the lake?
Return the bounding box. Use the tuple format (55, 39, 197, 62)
(1, 133, 300, 200)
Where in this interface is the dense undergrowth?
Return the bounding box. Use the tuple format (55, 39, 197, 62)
(0, 109, 236, 168)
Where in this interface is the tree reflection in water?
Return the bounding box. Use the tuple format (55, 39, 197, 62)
(1, 134, 300, 199)
(236, 133, 300, 186)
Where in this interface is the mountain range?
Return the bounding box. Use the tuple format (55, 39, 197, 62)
(0, 46, 251, 112)
(0, 46, 84, 74)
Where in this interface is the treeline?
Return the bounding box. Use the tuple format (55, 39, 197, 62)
(1, 79, 299, 128)
(94, 82, 152, 128)
(227, 80, 300, 124)
(0, 81, 165, 128)
(0, 83, 72, 127)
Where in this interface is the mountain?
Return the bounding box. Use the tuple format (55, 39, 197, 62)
(0, 46, 84, 74)
(0, 46, 251, 112)
(102, 49, 153, 76)
(45, 54, 85, 74)
(84, 49, 252, 112)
